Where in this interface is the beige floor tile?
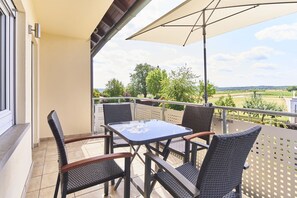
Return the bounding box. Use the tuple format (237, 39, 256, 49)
(28, 176, 42, 192)
(33, 157, 45, 167)
(33, 150, 46, 160)
(43, 160, 58, 174)
(32, 165, 44, 177)
(39, 186, 74, 198)
(26, 190, 39, 198)
(46, 147, 58, 156)
(75, 190, 103, 198)
(74, 184, 103, 197)
(67, 150, 84, 160)
(45, 153, 58, 162)
(41, 172, 58, 189)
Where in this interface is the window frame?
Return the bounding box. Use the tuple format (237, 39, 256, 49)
(0, 0, 15, 136)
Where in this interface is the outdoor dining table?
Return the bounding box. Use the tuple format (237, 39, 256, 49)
(107, 119, 192, 195)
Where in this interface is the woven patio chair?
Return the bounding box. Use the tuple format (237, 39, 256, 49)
(161, 105, 214, 163)
(48, 110, 132, 198)
(101, 103, 132, 153)
(144, 126, 261, 198)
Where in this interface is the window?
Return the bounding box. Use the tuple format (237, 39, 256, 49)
(0, 0, 15, 136)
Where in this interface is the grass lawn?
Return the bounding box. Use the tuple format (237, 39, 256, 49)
(209, 89, 293, 110)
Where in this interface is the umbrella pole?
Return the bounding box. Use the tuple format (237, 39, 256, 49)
(203, 10, 208, 104)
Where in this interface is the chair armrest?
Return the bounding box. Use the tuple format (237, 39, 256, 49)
(61, 152, 132, 173)
(183, 131, 215, 141)
(145, 152, 200, 197)
(64, 135, 110, 144)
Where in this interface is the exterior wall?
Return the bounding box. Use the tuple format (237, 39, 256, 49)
(0, 0, 37, 197)
(0, 128, 31, 198)
(39, 33, 91, 138)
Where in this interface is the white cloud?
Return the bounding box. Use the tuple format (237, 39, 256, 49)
(252, 63, 277, 70)
(239, 46, 280, 61)
(255, 23, 297, 41)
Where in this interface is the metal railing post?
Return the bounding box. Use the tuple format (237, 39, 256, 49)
(162, 102, 165, 121)
(92, 98, 94, 134)
(134, 98, 137, 120)
(222, 109, 227, 134)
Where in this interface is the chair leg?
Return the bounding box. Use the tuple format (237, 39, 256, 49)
(114, 177, 122, 190)
(236, 183, 242, 198)
(104, 181, 109, 196)
(61, 183, 67, 198)
(144, 155, 151, 198)
(124, 157, 131, 198)
(54, 174, 60, 198)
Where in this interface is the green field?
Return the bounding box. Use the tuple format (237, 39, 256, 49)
(209, 89, 292, 110)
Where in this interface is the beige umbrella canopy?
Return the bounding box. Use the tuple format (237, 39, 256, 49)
(127, 0, 297, 103)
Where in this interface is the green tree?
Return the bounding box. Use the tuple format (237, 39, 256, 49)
(243, 94, 284, 123)
(161, 66, 198, 110)
(103, 78, 125, 97)
(93, 89, 100, 98)
(287, 86, 297, 92)
(146, 67, 168, 98)
(215, 94, 235, 107)
(129, 63, 155, 97)
(197, 80, 216, 103)
(126, 82, 138, 97)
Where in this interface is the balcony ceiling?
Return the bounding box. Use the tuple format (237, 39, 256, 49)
(32, 0, 113, 39)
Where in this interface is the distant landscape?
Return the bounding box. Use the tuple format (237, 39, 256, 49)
(215, 85, 289, 91)
(96, 85, 291, 93)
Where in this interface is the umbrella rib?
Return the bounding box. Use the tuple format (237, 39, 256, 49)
(182, 11, 203, 46)
(205, 0, 222, 24)
(207, 5, 258, 27)
(127, 0, 217, 39)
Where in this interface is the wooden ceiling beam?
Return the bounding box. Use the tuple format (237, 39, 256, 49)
(113, 0, 127, 15)
(101, 14, 114, 28)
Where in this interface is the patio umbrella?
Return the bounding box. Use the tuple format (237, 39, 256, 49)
(127, 0, 297, 103)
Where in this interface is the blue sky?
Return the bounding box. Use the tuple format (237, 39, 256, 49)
(93, 0, 297, 88)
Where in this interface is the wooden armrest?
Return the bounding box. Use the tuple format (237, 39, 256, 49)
(145, 152, 200, 197)
(64, 135, 110, 144)
(183, 131, 215, 141)
(61, 152, 132, 173)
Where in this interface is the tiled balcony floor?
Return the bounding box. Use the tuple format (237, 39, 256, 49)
(26, 137, 182, 198)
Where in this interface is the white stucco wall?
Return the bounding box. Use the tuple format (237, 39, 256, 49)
(39, 33, 91, 138)
(0, 129, 31, 198)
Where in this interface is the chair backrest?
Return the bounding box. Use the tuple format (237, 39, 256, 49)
(196, 126, 261, 197)
(103, 103, 132, 125)
(47, 110, 68, 167)
(182, 105, 214, 142)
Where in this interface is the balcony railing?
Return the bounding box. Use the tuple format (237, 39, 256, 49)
(92, 97, 297, 198)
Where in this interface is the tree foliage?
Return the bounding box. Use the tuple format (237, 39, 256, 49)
(129, 63, 155, 97)
(215, 94, 235, 107)
(146, 67, 168, 98)
(126, 82, 138, 97)
(161, 66, 198, 110)
(93, 89, 100, 98)
(197, 80, 216, 103)
(243, 94, 284, 123)
(287, 86, 297, 92)
(103, 78, 125, 97)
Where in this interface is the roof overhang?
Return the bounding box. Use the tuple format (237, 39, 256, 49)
(30, 0, 151, 56)
(32, 0, 113, 39)
(90, 0, 151, 57)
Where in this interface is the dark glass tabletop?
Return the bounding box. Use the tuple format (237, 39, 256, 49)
(107, 119, 192, 145)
